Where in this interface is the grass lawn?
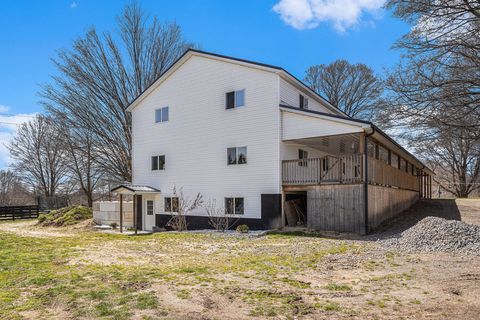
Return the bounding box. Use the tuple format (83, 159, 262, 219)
(0, 220, 479, 319)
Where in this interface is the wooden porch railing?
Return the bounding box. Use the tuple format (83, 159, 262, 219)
(282, 155, 363, 185)
(367, 157, 419, 191)
(282, 155, 419, 191)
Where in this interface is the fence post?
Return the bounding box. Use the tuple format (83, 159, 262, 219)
(12, 206, 15, 221)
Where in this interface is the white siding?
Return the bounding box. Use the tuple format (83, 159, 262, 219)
(281, 110, 363, 141)
(279, 78, 333, 113)
(131, 55, 281, 220)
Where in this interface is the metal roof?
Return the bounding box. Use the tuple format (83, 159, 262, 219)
(110, 184, 161, 194)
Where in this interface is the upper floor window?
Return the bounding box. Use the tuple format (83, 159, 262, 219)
(151, 155, 165, 170)
(164, 197, 179, 212)
(299, 94, 308, 109)
(226, 90, 245, 109)
(155, 107, 169, 123)
(225, 197, 244, 215)
(146, 200, 154, 215)
(227, 147, 247, 165)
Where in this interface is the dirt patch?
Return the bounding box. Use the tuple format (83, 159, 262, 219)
(0, 220, 72, 238)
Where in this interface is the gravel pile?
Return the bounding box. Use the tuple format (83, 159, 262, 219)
(382, 217, 480, 255)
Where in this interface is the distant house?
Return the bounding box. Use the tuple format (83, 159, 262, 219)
(112, 49, 433, 234)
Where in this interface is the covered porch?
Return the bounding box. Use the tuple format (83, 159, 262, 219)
(109, 184, 161, 233)
(280, 106, 434, 233)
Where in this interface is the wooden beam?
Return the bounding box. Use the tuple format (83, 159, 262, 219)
(119, 194, 123, 233)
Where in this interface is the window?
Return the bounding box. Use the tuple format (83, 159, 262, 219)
(151, 155, 165, 170)
(225, 197, 244, 215)
(298, 149, 308, 166)
(299, 94, 308, 109)
(226, 90, 245, 109)
(378, 145, 389, 164)
(146, 200, 154, 215)
(164, 197, 179, 212)
(391, 153, 399, 169)
(227, 146, 247, 165)
(155, 107, 169, 123)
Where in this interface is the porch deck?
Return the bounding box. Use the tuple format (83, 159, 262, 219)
(282, 155, 420, 192)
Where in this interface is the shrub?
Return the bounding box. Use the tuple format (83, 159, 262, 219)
(236, 224, 249, 233)
(110, 222, 118, 229)
(37, 206, 92, 227)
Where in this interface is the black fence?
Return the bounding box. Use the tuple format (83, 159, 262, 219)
(0, 205, 40, 220)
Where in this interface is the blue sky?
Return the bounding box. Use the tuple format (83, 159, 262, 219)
(0, 0, 409, 168)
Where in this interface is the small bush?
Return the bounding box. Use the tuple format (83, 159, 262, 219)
(37, 206, 92, 227)
(236, 224, 249, 233)
(110, 222, 118, 229)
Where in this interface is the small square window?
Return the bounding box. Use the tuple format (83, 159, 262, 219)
(155, 107, 169, 123)
(165, 197, 179, 212)
(226, 90, 245, 109)
(151, 155, 165, 170)
(227, 147, 247, 165)
(225, 197, 244, 215)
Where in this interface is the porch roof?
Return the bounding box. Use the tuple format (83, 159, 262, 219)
(110, 184, 161, 195)
(280, 105, 434, 176)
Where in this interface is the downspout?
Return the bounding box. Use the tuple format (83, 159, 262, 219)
(364, 127, 375, 235)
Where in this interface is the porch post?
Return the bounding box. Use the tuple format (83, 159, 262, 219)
(133, 194, 137, 235)
(119, 193, 123, 233)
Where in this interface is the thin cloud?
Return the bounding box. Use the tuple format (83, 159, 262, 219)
(0, 108, 37, 169)
(273, 0, 385, 32)
(70, 2, 78, 9)
(0, 105, 10, 113)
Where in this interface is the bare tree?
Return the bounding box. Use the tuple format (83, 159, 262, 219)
(41, 3, 194, 181)
(63, 128, 104, 207)
(0, 170, 32, 205)
(385, 0, 480, 131)
(167, 187, 203, 231)
(415, 128, 480, 198)
(8, 116, 70, 197)
(204, 199, 239, 232)
(304, 60, 384, 119)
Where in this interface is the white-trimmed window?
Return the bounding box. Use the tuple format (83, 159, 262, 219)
(151, 155, 165, 170)
(299, 94, 308, 109)
(227, 146, 247, 165)
(225, 197, 244, 215)
(155, 107, 169, 123)
(164, 197, 179, 212)
(146, 200, 154, 215)
(226, 90, 245, 109)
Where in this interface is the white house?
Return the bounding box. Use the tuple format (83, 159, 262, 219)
(111, 49, 434, 234)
